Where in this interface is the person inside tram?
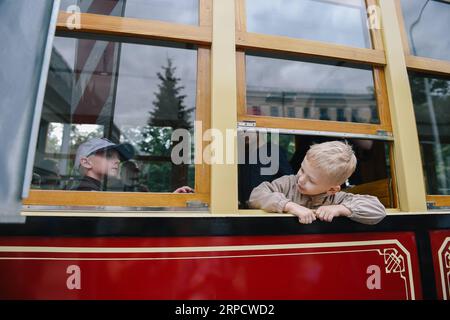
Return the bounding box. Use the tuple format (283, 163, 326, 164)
(69, 138, 135, 191)
(248, 140, 386, 225)
(120, 160, 149, 192)
(70, 137, 194, 193)
(238, 130, 293, 208)
(34, 158, 61, 190)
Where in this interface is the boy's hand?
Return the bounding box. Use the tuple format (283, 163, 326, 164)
(173, 186, 194, 193)
(284, 202, 316, 224)
(315, 205, 351, 223)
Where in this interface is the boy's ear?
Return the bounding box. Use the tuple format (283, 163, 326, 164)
(326, 185, 341, 195)
(79, 157, 92, 170)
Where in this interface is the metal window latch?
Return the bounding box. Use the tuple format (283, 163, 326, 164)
(427, 201, 437, 210)
(376, 130, 393, 137)
(427, 201, 450, 210)
(238, 121, 256, 128)
(186, 200, 209, 209)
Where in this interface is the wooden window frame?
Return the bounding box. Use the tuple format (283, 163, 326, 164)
(24, 1, 213, 208)
(394, 0, 450, 77)
(394, 0, 450, 208)
(235, 0, 392, 136)
(235, 0, 398, 209)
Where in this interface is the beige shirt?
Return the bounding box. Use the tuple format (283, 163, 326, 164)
(249, 174, 386, 225)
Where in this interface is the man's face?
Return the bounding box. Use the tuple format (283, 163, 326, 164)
(296, 158, 340, 196)
(89, 149, 120, 177)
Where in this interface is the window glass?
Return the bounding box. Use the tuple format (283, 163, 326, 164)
(237, 132, 394, 208)
(246, 54, 379, 124)
(400, 0, 450, 61)
(246, 0, 372, 48)
(409, 72, 450, 195)
(60, 0, 198, 25)
(32, 36, 197, 192)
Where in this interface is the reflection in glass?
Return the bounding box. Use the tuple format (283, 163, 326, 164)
(60, 0, 198, 25)
(237, 133, 394, 208)
(409, 73, 450, 195)
(246, 55, 379, 124)
(246, 0, 371, 48)
(400, 0, 450, 61)
(32, 36, 197, 192)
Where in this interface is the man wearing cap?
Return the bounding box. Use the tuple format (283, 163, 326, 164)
(71, 137, 195, 193)
(72, 138, 134, 191)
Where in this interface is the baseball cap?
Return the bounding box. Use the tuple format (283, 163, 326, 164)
(74, 138, 135, 170)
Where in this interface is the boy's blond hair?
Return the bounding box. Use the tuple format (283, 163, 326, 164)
(305, 141, 357, 185)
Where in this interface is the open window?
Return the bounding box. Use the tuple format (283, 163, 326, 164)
(237, 131, 397, 210)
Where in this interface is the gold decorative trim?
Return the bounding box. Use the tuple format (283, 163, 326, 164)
(438, 237, 450, 300)
(0, 239, 415, 299)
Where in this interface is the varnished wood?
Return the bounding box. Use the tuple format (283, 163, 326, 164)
(388, 143, 399, 208)
(365, 0, 384, 50)
(393, 0, 411, 55)
(405, 55, 450, 77)
(24, 190, 209, 207)
(373, 67, 393, 131)
(427, 195, 450, 208)
(199, 0, 213, 27)
(57, 12, 212, 45)
(345, 178, 392, 208)
(236, 31, 386, 66)
(236, 51, 247, 117)
(238, 114, 392, 136)
(235, 0, 246, 32)
(195, 47, 211, 196)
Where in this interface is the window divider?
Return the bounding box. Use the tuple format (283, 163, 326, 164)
(236, 32, 386, 67)
(405, 55, 450, 77)
(393, 0, 412, 56)
(56, 12, 212, 46)
(366, 0, 385, 51)
(199, 0, 213, 27)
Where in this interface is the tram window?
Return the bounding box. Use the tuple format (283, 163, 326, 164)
(409, 72, 450, 195)
(400, 0, 450, 62)
(59, 0, 199, 25)
(245, 54, 379, 124)
(31, 35, 197, 193)
(246, 0, 372, 49)
(238, 132, 395, 209)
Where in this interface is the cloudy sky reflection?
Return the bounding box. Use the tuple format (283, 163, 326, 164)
(401, 0, 450, 61)
(246, 0, 371, 48)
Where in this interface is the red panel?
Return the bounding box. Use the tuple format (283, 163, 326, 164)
(0, 233, 422, 300)
(429, 230, 450, 300)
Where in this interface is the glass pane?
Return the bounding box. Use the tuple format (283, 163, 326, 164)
(246, 0, 372, 48)
(60, 0, 198, 25)
(409, 72, 450, 195)
(237, 132, 394, 208)
(32, 36, 197, 193)
(246, 54, 379, 124)
(400, 0, 450, 62)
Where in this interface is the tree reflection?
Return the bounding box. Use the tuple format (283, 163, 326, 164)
(140, 59, 193, 192)
(410, 73, 450, 195)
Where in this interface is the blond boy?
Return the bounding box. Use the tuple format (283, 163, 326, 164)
(248, 141, 386, 225)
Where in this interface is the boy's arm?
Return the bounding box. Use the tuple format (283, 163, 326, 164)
(333, 192, 386, 225)
(248, 175, 294, 213)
